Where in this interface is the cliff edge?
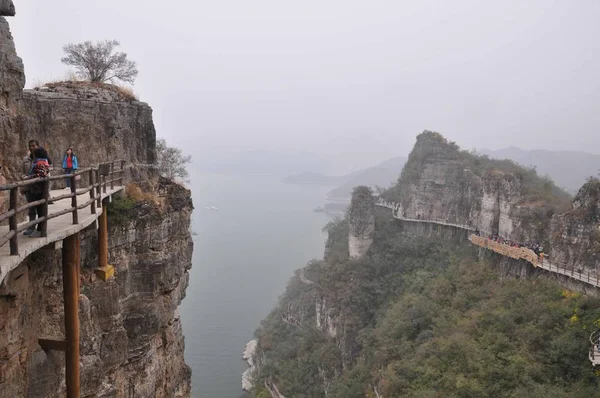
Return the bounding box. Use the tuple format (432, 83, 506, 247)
(0, 9, 193, 397)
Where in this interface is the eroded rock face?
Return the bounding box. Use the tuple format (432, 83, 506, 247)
(0, 1, 15, 16)
(0, 13, 25, 207)
(0, 178, 193, 397)
(348, 186, 375, 259)
(394, 131, 560, 246)
(550, 179, 600, 276)
(0, 15, 23, 107)
(18, 86, 156, 170)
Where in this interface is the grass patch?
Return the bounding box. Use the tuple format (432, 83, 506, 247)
(106, 195, 136, 226)
(34, 79, 138, 101)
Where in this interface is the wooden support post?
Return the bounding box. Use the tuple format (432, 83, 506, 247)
(62, 233, 80, 398)
(9, 187, 18, 255)
(95, 198, 114, 281)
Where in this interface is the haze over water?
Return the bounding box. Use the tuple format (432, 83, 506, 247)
(179, 171, 331, 397)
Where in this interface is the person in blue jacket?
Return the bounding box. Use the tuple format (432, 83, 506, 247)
(62, 147, 78, 188)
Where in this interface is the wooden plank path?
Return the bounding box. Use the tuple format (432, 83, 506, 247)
(375, 198, 600, 289)
(0, 186, 123, 285)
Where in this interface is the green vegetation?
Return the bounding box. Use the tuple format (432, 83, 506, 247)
(252, 213, 600, 397)
(106, 195, 136, 225)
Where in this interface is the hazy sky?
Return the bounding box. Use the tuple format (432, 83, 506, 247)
(8, 0, 600, 173)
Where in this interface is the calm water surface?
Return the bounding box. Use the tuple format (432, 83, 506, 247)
(180, 172, 330, 398)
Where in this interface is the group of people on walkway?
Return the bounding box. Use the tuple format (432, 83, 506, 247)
(20, 140, 79, 237)
(474, 229, 546, 260)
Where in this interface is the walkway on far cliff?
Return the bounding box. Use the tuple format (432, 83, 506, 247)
(375, 198, 600, 289)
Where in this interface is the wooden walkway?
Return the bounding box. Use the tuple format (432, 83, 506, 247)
(375, 198, 600, 289)
(0, 186, 123, 286)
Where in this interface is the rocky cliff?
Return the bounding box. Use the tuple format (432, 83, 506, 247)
(387, 131, 572, 249)
(0, 9, 193, 397)
(0, 2, 25, 202)
(0, 178, 193, 397)
(550, 178, 600, 276)
(18, 84, 156, 170)
(248, 131, 600, 397)
(348, 186, 375, 259)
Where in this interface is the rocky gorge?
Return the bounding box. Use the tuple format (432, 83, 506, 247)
(0, 4, 194, 397)
(244, 131, 600, 397)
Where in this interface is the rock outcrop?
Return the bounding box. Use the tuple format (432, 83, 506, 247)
(17, 85, 156, 171)
(348, 186, 375, 259)
(550, 178, 600, 276)
(0, 7, 25, 211)
(0, 13, 23, 108)
(0, 9, 193, 397)
(241, 339, 257, 392)
(0, 1, 15, 17)
(390, 131, 570, 247)
(0, 178, 193, 397)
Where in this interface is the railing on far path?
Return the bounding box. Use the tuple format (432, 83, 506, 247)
(375, 197, 600, 289)
(0, 159, 125, 256)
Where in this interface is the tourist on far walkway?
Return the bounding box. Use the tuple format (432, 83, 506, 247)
(23, 147, 50, 237)
(62, 147, 78, 189)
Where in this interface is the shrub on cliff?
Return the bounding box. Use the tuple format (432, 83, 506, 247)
(61, 40, 138, 84)
(156, 139, 191, 183)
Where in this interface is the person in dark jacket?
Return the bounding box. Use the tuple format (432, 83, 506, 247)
(62, 147, 78, 188)
(23, 147, 50, 237)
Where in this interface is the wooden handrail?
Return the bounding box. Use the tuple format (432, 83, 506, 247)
(0, 159, 126, 255)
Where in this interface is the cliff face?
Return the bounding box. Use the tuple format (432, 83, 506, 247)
(550, 179, 600, 276)
(390, 131, 570, 247)
(18, 84, 156, 169)
(348, 186, 375, 259)
(0, 10, 193, 397)
(0, 8, 25, 198)
(0, 178, 193, 397)
(0, 5, 22, 109)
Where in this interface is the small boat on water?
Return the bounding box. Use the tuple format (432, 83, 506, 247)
(205, 206, 219, 211)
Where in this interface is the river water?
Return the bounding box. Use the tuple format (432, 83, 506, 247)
(179, 172, 331, 397)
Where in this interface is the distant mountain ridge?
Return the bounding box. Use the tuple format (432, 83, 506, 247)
(478, 147, 600, 193)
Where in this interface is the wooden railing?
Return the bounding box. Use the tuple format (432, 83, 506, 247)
(0, 159, 125, 256)
(468, 234, 540, 266)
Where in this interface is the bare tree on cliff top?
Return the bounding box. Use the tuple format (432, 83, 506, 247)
(61, 40, 138, 84)
(157, 139, 192, 183)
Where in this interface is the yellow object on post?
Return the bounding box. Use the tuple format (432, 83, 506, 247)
(95, 198, 115, 281)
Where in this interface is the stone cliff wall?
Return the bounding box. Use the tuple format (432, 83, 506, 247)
(391, 131, 568, 248)
(0, 178, 193, 397)
(348, 186, 375, 259)
(550, 179, 600, 276)
(0, 9, 194, 397)
(0, 8, 25, 200)
(18, 85, 156, 169)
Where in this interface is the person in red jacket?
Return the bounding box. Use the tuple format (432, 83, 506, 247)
(62, 147, 79, 189)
